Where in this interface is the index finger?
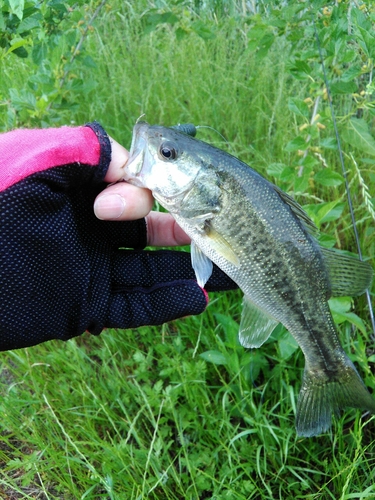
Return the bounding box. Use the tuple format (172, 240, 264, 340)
(146, 212, 191, 247)
(104, 136, 130, 183)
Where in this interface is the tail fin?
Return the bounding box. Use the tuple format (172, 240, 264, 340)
(296, 359, 375, 437)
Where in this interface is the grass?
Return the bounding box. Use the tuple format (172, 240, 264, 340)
(1, 1, 375, 498)
(1, 311, 374, 498)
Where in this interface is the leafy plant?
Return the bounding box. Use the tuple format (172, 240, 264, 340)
(0, 0, 103, 128)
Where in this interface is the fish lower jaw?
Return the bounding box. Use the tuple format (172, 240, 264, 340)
(124, 177, 147, 188)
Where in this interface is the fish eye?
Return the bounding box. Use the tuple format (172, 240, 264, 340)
(159, 142, 178, 160)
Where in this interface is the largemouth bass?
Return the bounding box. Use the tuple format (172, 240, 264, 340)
(124, 122, 375, 437)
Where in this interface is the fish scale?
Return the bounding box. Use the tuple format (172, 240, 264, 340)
(124, 122, 375, 437)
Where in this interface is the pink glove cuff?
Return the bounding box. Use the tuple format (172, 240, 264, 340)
(0, 125, 101, 191)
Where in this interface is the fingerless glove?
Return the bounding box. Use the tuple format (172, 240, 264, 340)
(0, 122, 236, 350)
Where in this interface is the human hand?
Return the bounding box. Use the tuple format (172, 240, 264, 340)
(0, 123, 236, 351)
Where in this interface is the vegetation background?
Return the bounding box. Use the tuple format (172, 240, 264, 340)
(1, 0, 375, 498)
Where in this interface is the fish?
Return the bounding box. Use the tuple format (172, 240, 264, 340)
(123, 121, 375, 437)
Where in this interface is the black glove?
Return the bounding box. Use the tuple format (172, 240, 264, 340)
(0, 122, 236, 350)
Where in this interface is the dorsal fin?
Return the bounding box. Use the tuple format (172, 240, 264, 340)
(321, 247, 373, 297)
(273, 186, 373, 298)
(273, 185, 318, 236)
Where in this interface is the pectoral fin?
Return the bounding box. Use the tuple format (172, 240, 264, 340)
(204, 225, 240, 267)
(321, 247, 373, 297)
(239, 296, 279, 348)
(191, 241, 213, 288)
(190, 227, 240, 287)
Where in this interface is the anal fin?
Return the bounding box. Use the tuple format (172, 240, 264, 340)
(239, 296, 279, 348)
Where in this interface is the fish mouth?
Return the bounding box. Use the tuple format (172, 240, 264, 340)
(123, 122, 149, 185)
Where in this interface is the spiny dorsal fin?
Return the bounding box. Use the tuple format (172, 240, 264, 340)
(273, 185, 318, 236)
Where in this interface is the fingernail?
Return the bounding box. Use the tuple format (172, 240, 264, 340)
(94, 194, 126, 220)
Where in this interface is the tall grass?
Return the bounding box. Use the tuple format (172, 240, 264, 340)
(79, 6, 298, 160)
(0, 1, 374, 498)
